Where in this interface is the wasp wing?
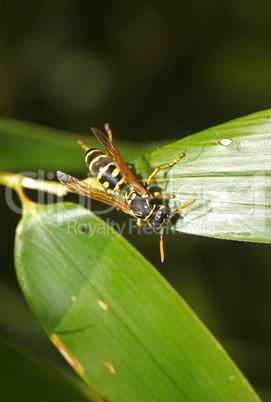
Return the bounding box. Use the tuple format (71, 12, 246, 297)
(57, 171, 132, 214)
(91, 127, 146, 195)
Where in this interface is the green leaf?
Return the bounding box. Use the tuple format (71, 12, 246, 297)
(3, 109, 270, 244)
(0, 335, 92, 402)
(132, 109, 271, 242)
(0, 117, 160, 171)
(14, 201, 259, 402)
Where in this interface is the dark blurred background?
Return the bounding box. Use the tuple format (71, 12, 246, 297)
(1, 0, 271, 399)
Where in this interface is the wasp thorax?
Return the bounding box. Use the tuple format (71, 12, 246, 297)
(148, 206, 170, 230)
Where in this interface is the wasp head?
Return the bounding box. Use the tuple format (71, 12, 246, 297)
(149, 205, 171, 231)
(149, 199, 196, 262)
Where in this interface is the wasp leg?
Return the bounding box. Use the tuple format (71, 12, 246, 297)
(165, 194, 175, 201)
(77, 139, 89, 151)
(153, 191, 175, 201)
(136, 218, 148, 227)
(145, 152, 185, 187)
(104, 123, 113, 144)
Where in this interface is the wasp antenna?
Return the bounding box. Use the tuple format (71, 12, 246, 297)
(159, 233, 165, 263)
(77, 139, 89, 151)
(174, 198, 196, 214)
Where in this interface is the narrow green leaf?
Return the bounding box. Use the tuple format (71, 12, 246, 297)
(0, 335, 92, 402)
(3, 110, 270, 243)
(0, 117, 160, 171)
(132, 109, 271, 242)
(14, 201, 259, 401)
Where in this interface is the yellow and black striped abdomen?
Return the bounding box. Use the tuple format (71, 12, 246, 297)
(85, 147, 129, 191)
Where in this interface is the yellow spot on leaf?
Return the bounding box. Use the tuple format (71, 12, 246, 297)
(104, 360, 116, 374)
(98, 299, 109, 310)
(51, 333, 84, 374)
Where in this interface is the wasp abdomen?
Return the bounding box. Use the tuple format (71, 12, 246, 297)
(85, 147, 129, 191)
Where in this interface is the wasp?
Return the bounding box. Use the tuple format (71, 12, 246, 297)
(57, 125, 196, 262)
